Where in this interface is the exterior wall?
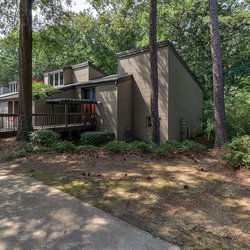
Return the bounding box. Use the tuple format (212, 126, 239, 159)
(96, 84, 118, 137)
(64, 68, 73, 85)
(118, 47, 169, 143)
(0, 87, 9, 95)
(117, 80, 132, 140)
(89, 66, 105, 80)
(72, 67, 89, 83)
(0, 101, 8, 113)
(44, 74, 49, 85)
(168, 49, 203, 140)
(0, 101, 8, 128)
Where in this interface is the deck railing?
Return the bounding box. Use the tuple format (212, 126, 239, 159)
(0, 113, 96, 131)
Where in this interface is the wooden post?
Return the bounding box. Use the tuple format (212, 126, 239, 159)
(65, 103, 68, 127)
(83, 104, 86, 125)
(90, 102, 92, 125)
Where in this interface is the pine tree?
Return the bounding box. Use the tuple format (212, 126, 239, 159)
(149, 0, 160, 145)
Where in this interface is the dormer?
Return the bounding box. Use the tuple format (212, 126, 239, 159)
(9, 81, 18, 93)
(44, 61, 106, 87)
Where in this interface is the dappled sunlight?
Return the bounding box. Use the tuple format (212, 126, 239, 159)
(1, 171, 177, 250)
(1, 150, 249, 249)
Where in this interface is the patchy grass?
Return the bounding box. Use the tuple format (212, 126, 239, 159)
(1, 139, 249, 249)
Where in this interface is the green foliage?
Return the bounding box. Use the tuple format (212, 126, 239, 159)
(226, 85, 250, 140)
(104, 141, 134, 153)
(203, 85, 250, 141)
(224, 135, 250, 169)
(0, 35, 19, 85)
(1, 149, 26, 161)
(24, 142, 50, 153)
(80, 131, 115, 146)
(104, 140, 206, 155)
(29, 130, 60, 147)
(51, 140, 77, 153)
(131, 140, 157, 153)
(155, 140, 206, 156)
(32, 81, 58, 100)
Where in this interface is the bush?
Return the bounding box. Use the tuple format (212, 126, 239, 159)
(202, 85, 250, 141)
(131, 141, 157, 153)
(32, 81, 58, 100)
(29, 130, 60, 147)
(224, 135, 250, 169)
(226, 86, 250, 140)
(80, 131, 115, 146)
(24, 142, 50, 153)
(104, 141, 134, 152)
(180, 140, 207, 152)
(52, 140, 77, 153)
(105, 140, 206, 155)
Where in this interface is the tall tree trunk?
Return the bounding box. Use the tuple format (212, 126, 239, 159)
(209, 0, 227, 147)
(150, 0, 160, 145)
(17, 0, 33, 141)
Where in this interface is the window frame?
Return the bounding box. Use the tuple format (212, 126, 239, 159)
(48, 70, 64, 87)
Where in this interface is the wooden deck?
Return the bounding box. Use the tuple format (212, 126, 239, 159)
(0, 113, 96, 138)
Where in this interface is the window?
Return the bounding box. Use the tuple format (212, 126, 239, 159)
(84, 88, 95, 100)
(49, 71, 64, 87)
(9, 82, 18, 93)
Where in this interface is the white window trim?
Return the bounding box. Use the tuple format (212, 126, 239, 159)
(49, 71, 64, 87)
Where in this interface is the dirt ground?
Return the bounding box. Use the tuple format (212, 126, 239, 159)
(1, 138, 250, 249)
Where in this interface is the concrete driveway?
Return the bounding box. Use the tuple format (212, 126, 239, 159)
(0, 169, 179, 250)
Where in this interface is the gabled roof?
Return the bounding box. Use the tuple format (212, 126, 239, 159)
(116, 40, 202, 91)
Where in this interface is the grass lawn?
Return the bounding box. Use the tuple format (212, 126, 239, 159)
(1, 139, 249, 249)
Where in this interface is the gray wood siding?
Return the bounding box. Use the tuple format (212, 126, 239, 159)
(117, 80, 132, 140)
(96, 85, 118, 137)
(89, 67, 105, 80)
(118, 47, 169, 142)
(168, 49, 203, 140)
(72, 67, 89, 83)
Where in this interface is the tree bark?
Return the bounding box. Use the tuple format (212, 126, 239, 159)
(209, 0, 227, 147)
(150, 0, 160, 145)
(17, 0, 33, 141)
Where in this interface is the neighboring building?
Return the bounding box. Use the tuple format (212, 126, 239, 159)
(0, 86, 9, 95)
(0, 81, 19, 115)
(0, 41, 203, 142)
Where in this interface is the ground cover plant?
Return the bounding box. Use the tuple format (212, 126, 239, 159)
(80, 131, 115, 146)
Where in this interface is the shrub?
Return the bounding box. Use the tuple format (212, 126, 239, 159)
(104, 140, 206, 155)
(180, 140, 207, 152)
(80, 131, 115, 146)
(2, 149, 26, 161)
(32, 81, 58, 100)
(226, 86, 250, 140)
(224, 135, 250, 169)
(155, 140, 206, 156)
(131, 140, 157, 153)
(202, 85, 250, 141)
(29, 130, 60, 147)
(24, 142, 51, 153)
(52, 140, 77, 153)
(104, 141, 133, 152)
(78, 145, 97, 152)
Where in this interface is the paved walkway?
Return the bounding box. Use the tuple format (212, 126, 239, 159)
(0, 169, 179, 250)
